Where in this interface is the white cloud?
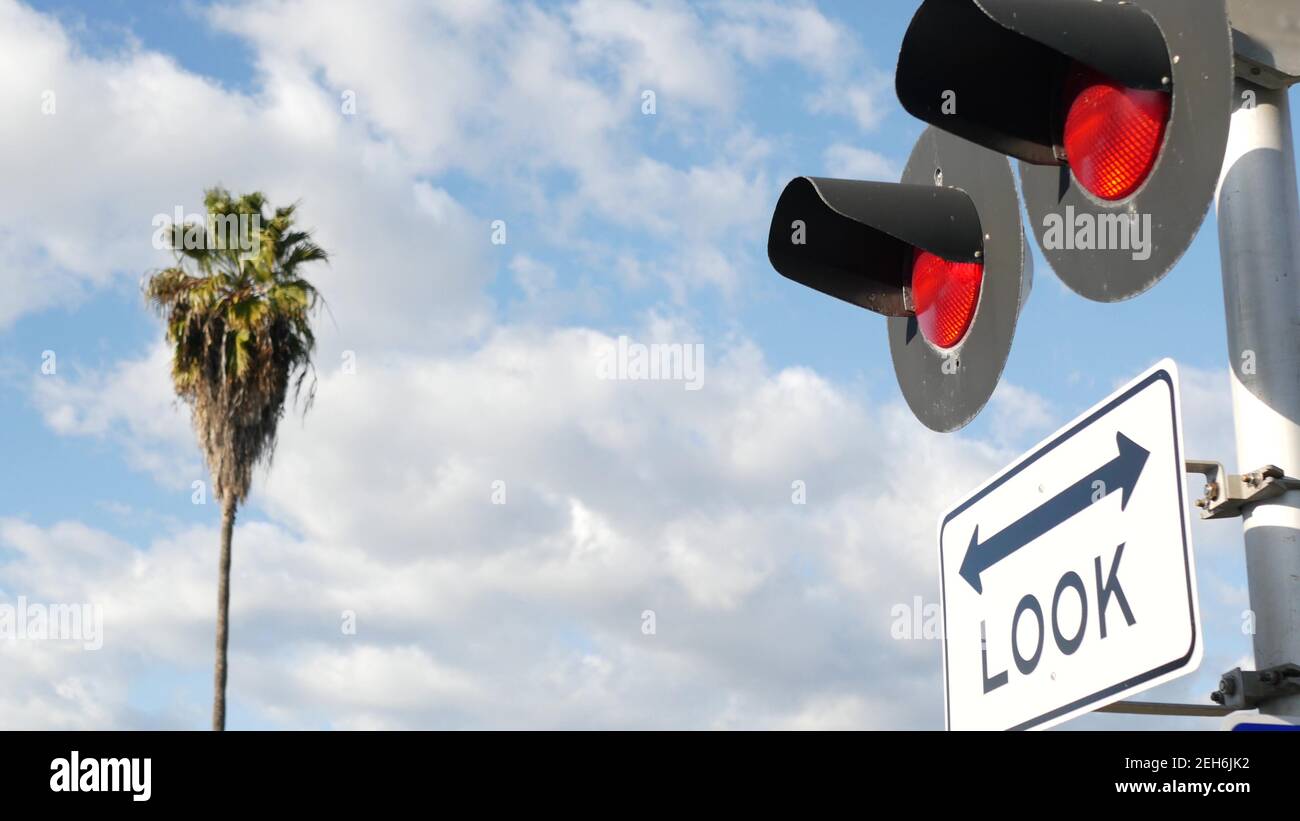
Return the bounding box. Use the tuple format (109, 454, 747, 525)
(568, 0, 737, 112)
(31, 342, 199, 486)
(809, 74, 893, 132)
(200, 0, 840, 303)
(206, 0, 770, 244)
(510, 255, 557, 300)
(16, 320, 1018, 729)
(714, 0, 853, 76)
(1176, 363, 1235, 472)
(986, 381, 1056, 451)
(0, 0, 902, 337)
(715, 0, 891, 134)
(0, 0, 493, 349)
(0, 0, 894, 332)
(822, 143, 899, 181)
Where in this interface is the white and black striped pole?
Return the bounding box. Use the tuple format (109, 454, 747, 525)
(1214, 76, 1300, 718)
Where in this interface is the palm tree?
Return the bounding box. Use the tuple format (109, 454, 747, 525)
(145, 187, 326, 730)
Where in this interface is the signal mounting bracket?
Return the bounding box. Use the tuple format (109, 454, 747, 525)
(1210, 664, 1300, 711)
(1228, 0, 1300, 89)
(1183, 460, 1300, 520)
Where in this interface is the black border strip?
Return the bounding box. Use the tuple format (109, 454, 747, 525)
(939, 368, 1198, 730)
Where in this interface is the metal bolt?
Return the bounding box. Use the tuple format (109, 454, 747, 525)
(1220, 676, 1237, 695)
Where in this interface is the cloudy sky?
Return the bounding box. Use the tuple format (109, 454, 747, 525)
(0, 0, 1275, 729)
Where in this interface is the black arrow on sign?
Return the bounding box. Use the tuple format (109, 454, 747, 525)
(959, 432, 1150, 594)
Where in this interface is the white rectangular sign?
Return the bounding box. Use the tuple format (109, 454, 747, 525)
(939, 359, 1202, 730)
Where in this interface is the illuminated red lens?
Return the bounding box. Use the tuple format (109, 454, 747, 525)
(911, 247, 983, 350)
(1062, 64, 1170, 201)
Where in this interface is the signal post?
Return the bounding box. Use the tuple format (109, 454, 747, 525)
(1215, 77, 1300, 717)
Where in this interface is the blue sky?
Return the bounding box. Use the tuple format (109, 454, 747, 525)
(0, 0, 1280, 729)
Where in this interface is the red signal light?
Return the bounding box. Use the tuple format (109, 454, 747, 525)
(1061, 64, 1171, 201)
(911, 247, 983, 350)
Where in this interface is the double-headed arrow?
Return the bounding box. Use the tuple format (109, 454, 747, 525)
(959, 432, 1150, 593)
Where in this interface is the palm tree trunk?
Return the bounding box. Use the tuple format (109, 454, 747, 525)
(212, 499, 236, 731)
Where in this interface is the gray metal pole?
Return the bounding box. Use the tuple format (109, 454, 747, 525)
(1215, 78, 1300, 717)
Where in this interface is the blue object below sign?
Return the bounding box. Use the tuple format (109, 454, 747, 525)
(1231, 722, 1300, 732)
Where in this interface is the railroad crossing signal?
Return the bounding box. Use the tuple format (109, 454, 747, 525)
(769, 0, 1237, 430)
(768, 127, 1030, 431)
(897, 0, 1233, 302)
